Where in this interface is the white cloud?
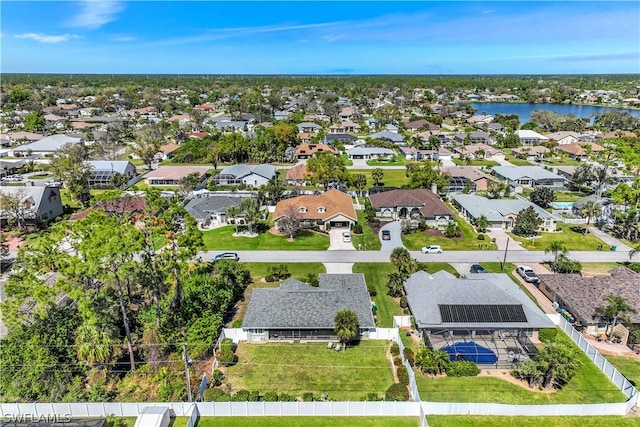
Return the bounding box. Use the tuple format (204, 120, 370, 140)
(67, 1, 124, 29)
(15, 33, 81, 43)
(112, 35, 136, 42)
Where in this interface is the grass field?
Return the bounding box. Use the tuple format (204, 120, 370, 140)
(426, 416, 640, 427)
(366, 156, 407, 167)
(402, 212, 496, 251)
(195, 417, 419, 427)
(543, 157, 583, 167)
(202, 226, 330, 250)
(223, 342, 395, 401)
(350, 169, 408, 188)
(606, 356, 640, 387)
(351, 210, 382, 251)
(353, 263, 401, 327)
(508, 222, 607, 251)
(451, 158, 499, 168)
(504, 155, 532, 166)
(415, 331, 626, 404)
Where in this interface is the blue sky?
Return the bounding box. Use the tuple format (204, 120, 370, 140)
(2, 1, 639, 74)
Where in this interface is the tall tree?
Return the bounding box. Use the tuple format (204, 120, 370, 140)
(529, 187, 556, 209)
(389, 247, 416, 279)
(580, 200, 601, 235)
(371, 168, 384, 187)
(306, 152, 346, 187)
(133, 126, 163, 171)
(49, 143, 92, 206)
(545, 241, 567, 271)
(595, 296, 637, 339)
(334, 308, 359, 350)
(512, 206, 541, 237)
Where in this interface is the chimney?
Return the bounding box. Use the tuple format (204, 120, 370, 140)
(431, 183, 437, 194)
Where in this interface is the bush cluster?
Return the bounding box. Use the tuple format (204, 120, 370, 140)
(445, 360, 480, 377)
(539, 328, 559, 343)
(396, 365, 409, 385)
(384, 383, 409, 401)
(390, 342, 400, 357)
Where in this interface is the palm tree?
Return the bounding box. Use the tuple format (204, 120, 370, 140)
(334, 308, 359, 350)
(226, 205, 241, 233)
(595, 296, 637, 340)
(580, 200, 601, 235)
(389, 247, 416, 278)
(75, 322, 118, 368)
(372, 168, 384, 186)
(387, 271, 405, 297)
(545, 241, 567, 271)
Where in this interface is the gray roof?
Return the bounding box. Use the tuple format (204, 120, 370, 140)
(405, 270, 554, 329)
(492, 166, 565, 182)
(572, 194, 614, 209)
(347, 146, 395, 156)
(450, 194, 559, 223)
(86, 160, 133, 173)
(13, 134, 82, 153)
(184, 195, 248, 220)
(369, 131, 403, 143)
(217, 164, 276, 180)
(242, 274, 375, 329)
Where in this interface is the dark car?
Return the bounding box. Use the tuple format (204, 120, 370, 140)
(381, 230, 391, 240)
(214, 252, 239, 261)
(470, 264, 487, 273)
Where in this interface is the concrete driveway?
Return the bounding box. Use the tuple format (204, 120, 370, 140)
(328, 228, 354, 250)
(380, 221, 404, 251)
(486, 228, 525, 251)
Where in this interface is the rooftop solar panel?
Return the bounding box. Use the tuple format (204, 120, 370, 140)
(439, 304, 527, 323)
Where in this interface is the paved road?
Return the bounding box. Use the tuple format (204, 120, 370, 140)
(199, 250, 635, 264)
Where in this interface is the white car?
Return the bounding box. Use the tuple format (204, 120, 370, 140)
(342, 231, 351, 243)
(516, 265, 540, 284)
(421, 245, 443, 254)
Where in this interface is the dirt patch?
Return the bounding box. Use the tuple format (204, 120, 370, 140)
(3, 235, 25, 251)
(477, 369, 556, 393)
(269, 227, 287, 236)
(424, 228, 464, 241)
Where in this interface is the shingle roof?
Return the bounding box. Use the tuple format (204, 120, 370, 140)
(86, 161, 133, 173)
(286, 164, 307, 181)
(273, 189, 356, 222)
(539, 267, 640, 325)
(492, 166, 565, 182)
(368, 189, 453, 219)
(295, 143, 337, 156)
(516, 130, 549, 141)
(450, 194, 559, 222)
(144, 166, 211, 180)
(347, 146, 395, 156)
(405, 270, 554, 329)
(217, 164, 276, 180)
(184, 195, 248, 220)
(369, 131, 403, 143)
(13, 134, 82, 153)
(442, 166, 492, 183)
(242, 274, 376, 329)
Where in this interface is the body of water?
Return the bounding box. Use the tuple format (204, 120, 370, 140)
(469, 102, 640, 124)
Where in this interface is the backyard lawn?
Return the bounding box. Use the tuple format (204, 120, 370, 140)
(202, 226, 330, 250)
(223, 342, 395, 401)
(504, 155, 532, 166)
(451, 158, 499, 168)
(350, 169, 408, 188)
(426, 416, 640, 427)
(606, 356, 640, 386)
(415, 331, 626, 404)
(196, 417, 419, 427)
(351, 210, 382, 251)
(402, 212, 497, 251)
(353, 263, 402, 327)
(508, 222, 607, 251)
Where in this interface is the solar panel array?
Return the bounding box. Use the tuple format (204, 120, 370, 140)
(439, 304, 527, 323)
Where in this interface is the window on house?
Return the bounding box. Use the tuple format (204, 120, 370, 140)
(299, 207, 307, 213)
(317, 207, 326, 213)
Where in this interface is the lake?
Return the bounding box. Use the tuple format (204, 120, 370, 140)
(469, 102, 640, 123)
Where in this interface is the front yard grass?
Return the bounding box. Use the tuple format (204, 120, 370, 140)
(351, 210, 382, 251)
(415, 330, 626, 404)
(366, 156, 406, 167)
(196, 417, 419, 427)
(202, 226, 330, 250)
(353, 263, 401, 327)
(223, 341, 395, 401)
(451, 158, 499, 168)
(426, 416, 640, 427)
(605, 356, 640, 386)
(543, 157, 583, 166)
(402, 212, 496, 251)
(350, 169, 408, 188)
(508, 222, 607, 251)
(504, 155, 532, 166)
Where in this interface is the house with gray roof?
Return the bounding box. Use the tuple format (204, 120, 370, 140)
(211, 164, 277, 188)
(0, 185, 64, 226)
(516, 130, 549, 145)
(184, 193, 252, 228)
(86, 160, 137, 189)
(242, 273, 376, 342)
(346, 146, 395, 160)
(297, 122, 322, 133)
(492, 166, 566, 189)
(369, 130, 404, 145)
(12, 134, 83, 156)
(451, 194, 560, 231)
(404, 270, 554, 362)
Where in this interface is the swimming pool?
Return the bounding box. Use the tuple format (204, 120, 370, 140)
(551, 202, 573, 210)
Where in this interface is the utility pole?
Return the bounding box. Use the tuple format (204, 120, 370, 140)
(183, 344, 192, 402)
(502, 237, 509, 272)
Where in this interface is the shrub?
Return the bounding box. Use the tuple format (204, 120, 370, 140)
(232, 319, 242, 328)
(390, 342, 400, 357)
(393, 355, 403, 366)
(249, 391, 261, 401)
(403, 348, 415, 367)
(399, 296, 408, 308)
(212, 369, 225, 387)
(539, 328, 559, 343)
(232, 390, 251, 401)
(279, 393, 296, 402)
(268, 264, 290, 280)
(385, 383, 409, 401)
(397, 365, 409, 385)
(262, 391, 278, 402)
(367, 284, 377, 297)
(304, 273, 319, 287)
(477, 234, 485, 240)
(352, 223, 363, 234)
(446, 360, 480, 377)
(218, 348, 237, 366)
(362, 392, 383, 401)
(444, 220, 461, 238)
(203, 388, 231, 402)
(302, 392, 314, 402)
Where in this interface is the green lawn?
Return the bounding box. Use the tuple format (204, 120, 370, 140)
(508, 222, 607, 251)
(202, 226, 330, 250)
(426, 416, 640, 427)
(581, 263, 624, 274)
(402, 212, 497, 251)
(504, 155, 532, 166)
(350, 169, 408, 188)
(366, 156, 407, 167)
(418, 262, 460, 277)
(451, 158, 499, 168)
(554, 191, 590, 202)
(341, 153, 354, 166)
(606, 356, 640, 387)
(223, 342, 395, 401)
(196, 417, 419, 427)
(353, 263, 402, 327)
(543, 157, 583, 166)
(415, 330, 626, 404)
(29, 173, 53, 179)
(351, 210, 382, 251)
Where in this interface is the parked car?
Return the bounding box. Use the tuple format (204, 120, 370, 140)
(470, 264, 487, 273)
(516, 265, 539, 284)
(342, 231, 351, 243)
(381, 230, 391, 240)
(214, 252, 239, 261)
(421, 245, 443, 254)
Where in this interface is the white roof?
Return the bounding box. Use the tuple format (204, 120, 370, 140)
(87, 161, 133, 173)
(515, 130, 549, 141)
(13, 134, 82, 153)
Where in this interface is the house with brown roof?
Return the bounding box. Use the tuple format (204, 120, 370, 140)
(453, 143, 504, 161)
(285, 164, 307, 186)
(511, 146, 549, 161)
(538, 266, 640, 343)
(404, 119, 439, 132)
(294, 143, 338, 160)
(144, 165, 211, 186)
(555, 142, 605, 161)
(273, 189, 356, 230)
(368, 188, 453, 228)
(545, 131, 581, 145)
(329, 121, 361, 134)
(443, 166, 494, 193)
